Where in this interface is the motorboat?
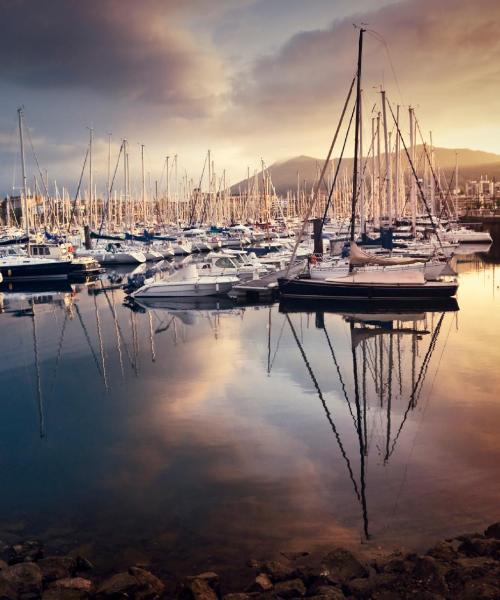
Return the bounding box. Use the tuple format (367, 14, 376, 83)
(198, 251, 270, 281)
(28, 242, 101, 276)
(76, 242, 146, 265)
(131, 264, 239, 298)
(446, 227, 492, 244)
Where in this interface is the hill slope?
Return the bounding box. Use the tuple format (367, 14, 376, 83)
(232, 147, 500, 196)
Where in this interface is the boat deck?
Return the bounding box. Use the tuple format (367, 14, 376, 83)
(231, 260, 307, 302)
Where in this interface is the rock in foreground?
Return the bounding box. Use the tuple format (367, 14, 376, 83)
(0, 522, 499, 599)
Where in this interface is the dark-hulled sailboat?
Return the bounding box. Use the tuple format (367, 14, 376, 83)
(278, 29, 458, 302)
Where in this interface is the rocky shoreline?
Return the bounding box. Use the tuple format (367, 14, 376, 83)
(1, 523, 499, 600)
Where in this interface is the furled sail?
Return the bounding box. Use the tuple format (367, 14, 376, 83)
(349, 241, 428, 267)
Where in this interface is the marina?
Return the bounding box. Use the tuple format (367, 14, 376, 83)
(0, 3, 499, 598)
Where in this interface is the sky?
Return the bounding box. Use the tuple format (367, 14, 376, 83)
(0, 0, 499, 197)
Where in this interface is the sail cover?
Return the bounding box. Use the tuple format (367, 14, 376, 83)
(349, 241, 427, 266)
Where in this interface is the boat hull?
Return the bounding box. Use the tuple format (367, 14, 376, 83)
(132, 280, 236, 298)
(0, 261, 71, 281)
(277, 276, 458, 300)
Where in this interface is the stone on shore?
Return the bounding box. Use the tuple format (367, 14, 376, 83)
(249, 573, 273, 593)
(320, 548, 368, 583)
(0, 561, 43, 595)
(261, 561, 296, 583)
(272, 578, 306, 598)
(96, 567, 164, 599)
(38, 557, 76, 583)
(1, 541, 43, 565)
(484, 522, 500, 540)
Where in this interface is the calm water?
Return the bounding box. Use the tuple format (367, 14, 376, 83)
(0, 231, 499, 579)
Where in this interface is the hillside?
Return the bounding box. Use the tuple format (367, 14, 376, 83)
(231, 147, 500, 196)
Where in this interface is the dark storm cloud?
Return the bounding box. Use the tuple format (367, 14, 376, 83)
(0, 0, 227, 116)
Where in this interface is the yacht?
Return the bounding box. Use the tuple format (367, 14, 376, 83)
(131, 264, 238, 298)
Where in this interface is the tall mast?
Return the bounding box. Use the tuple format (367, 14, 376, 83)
(166, 155, 170, 222)
(141, 144, 146, 224)
(394, 106, 400, 218)
(409, 108, 416, 236)
(429, 131, 435, 215)
(174, 154, 179, 226)
(89, 127, 93, 227)
(123, 138, 128, 229)
(350, 27, 365, 242)
(107, 133, 111, 224)
(359, 89, 365, 234)
(381, 90, 392, 227)
(18, 108, 29, 236)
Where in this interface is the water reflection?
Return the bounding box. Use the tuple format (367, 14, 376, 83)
(0, 244, 498, 577)
(279, 301, 459, 542)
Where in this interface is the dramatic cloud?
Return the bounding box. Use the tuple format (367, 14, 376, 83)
(0, 0, 498, 192)
(231, 0, 500, 150)
(0, 0, 228, 116)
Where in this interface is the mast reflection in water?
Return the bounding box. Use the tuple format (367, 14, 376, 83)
(281, 298, 458, 542)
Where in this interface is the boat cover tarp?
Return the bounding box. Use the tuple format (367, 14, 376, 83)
(349, 242, 427, 267)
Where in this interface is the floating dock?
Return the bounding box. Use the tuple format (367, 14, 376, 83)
(230, 260, 307, 302)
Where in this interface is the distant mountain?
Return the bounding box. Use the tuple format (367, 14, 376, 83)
(231, 147, 500, 196)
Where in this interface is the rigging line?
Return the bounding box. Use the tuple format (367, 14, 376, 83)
(98, 141, 124, 236)
(284, 73, 357, 277)
(101, 285, 136, 371)
(148, 312, 156, 362)
(75, 303, 103, 378)
(94, 294, 108, 391)
(25, 122, 50, 199)
(387, 312, 454, 530)
(286, 314, 361, 502)
(330, 120, 376, 242)
(111, 289, 124, 377)
(67, 146, 89, 231)
(321, 100, 357, 226)
(157, 156, 168, 194)
(365, 29, 405, 106)
(323, 323, 358, 427)
(388, 312, 445, 458)
(268, 315, 287, 373)
(189, 152, 209, 225)
(386, 96, 444, 251)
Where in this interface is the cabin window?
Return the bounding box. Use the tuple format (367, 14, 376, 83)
(32, 247, 38, 255)
(44, 247, 50, 255)
(215, 257, 234, 268)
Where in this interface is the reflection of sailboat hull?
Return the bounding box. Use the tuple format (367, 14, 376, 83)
(0, 280, 74, 294)
(279, 296, 459, 315)
(278, 276, 458, 301)
(133, 296, 236, 311)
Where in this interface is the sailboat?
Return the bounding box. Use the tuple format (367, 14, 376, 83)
(0, 109, 74, 282)
(278, 30, 458, 303)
